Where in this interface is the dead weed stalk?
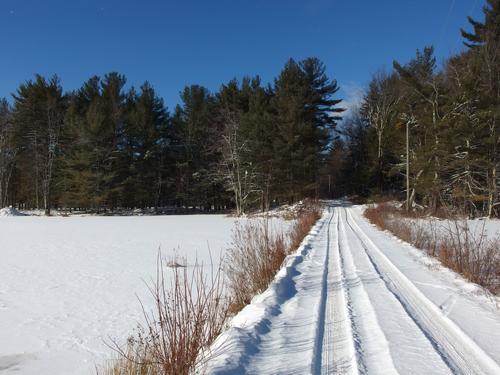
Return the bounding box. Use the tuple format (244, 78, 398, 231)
(101, 252, 230, 375)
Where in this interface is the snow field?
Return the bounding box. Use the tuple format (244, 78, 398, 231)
(0, 215, 287, 374)
(1, 204, 499, 374)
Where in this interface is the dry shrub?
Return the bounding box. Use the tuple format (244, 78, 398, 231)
(225, 220, 287, 313)
(365, 203, 438, 247)
(101, 252, 230, 375)
(439, 221, 500, 294)
(279, 198, 321, 220)
(364, 203, 391, 229)
(290, 208, 322, 251)
(366, 193, 402, 205)
(388, 219, 412, 243)
(364, 204, 500, 295)
(226, 202, 322, 313)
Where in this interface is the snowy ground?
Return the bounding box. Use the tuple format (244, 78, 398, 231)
(2, 205, 499, 374)
(412, 215, 500, 242)
(0, 214, 287, 374)
(377, 202, 500, 241)
(207, 202, 500, 374)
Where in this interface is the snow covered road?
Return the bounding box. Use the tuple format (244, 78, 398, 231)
(207, 203, 500, 374)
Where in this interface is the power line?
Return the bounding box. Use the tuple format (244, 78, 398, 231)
(436, 0, 456, 52)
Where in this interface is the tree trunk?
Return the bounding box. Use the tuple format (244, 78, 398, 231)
(488, 164, 497, 218)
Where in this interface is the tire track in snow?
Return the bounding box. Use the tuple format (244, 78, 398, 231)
(344, 206, 500, 375)
(343, 207, 456, 372)
(320, 207, 358, 375)
(318, 208, 335, 375)
(336, 207, 398, 375)
(311, 206, 334, 374)
(341, 206, 453, 374)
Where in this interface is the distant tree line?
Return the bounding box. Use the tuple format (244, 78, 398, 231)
(327, 0, 500, 217)
(0, 57, 342, 215)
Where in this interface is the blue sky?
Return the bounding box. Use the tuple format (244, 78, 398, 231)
(0, 1, 484, 110)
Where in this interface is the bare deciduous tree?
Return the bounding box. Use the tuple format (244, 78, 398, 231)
(41, 94, 64, 215)
(364, 72, 401, 162)
(0, 99, 17, 207)
(218, 109, 258, 216)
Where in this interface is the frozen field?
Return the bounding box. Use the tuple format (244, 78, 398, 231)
(0, 214, 286, 374)
(1, 207, 498, 375)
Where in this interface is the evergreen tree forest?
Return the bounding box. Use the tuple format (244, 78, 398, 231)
(330, 0, 500, 218)
(0, 58, 342, 215)
(1, 3, 499, 218)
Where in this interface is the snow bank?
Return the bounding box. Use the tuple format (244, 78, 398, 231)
(205, 210, 327, 373)
(0, 206, 24, 216)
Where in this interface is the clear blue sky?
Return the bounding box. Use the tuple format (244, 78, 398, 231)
(0, 0, 484, 110)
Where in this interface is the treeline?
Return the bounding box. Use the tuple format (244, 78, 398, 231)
(0, 57, 342, 215)
(329, 0, 500, 217)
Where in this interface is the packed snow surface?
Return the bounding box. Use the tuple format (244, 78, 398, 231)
(0, 214, 288, 374)
(207, 202, 500, 374)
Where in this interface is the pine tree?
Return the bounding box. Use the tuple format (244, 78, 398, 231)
(123, 82, 171, 209)
(461, 0, 500, 47)
(394, 47, 450, 212)
(12, 75, 66, 214)
(272, 58, 343, 202)
(172, 85, 225, 209)
(60, 74, 126, 211)
(241, 78, 277, 210)
(460, 0, 500, 216)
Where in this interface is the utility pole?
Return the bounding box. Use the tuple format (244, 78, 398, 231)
(406, 118, 410, 212)
(404, 110, 417, 212)
(401, 110, 418, 212)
